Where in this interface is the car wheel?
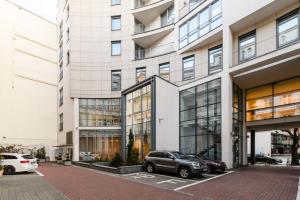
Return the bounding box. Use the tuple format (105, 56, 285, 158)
(4, 166, 15, 175)
(146, 163, 154, 173)
(178, 167, 191, 179)
(207, 166, 212, 174)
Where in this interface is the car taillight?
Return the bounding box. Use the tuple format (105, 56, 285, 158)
(20, 160, 30, 164)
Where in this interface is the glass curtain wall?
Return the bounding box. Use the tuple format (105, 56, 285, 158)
(232, 84, 243, 167)
(180, 79, 221, 160)
(125, 84, 152, 159)
(79, 130, 121, 161)
(79, 99, 121, 127)
(246, 77, 300, 121)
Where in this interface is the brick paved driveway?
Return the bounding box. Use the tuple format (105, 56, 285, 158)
(37, 164, 300, 200)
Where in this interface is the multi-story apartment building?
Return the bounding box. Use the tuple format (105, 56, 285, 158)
(0, 0, 58, 160)
(57, 0, 300, 168)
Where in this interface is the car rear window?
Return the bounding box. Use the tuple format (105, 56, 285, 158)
(22, 155, 34, 159)
(2, 155, 17, 159)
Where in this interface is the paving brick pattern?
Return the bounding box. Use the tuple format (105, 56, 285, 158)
(0, 172, 69, 200)
(38, 164, 300, 200)
(182, 165, 300, 200)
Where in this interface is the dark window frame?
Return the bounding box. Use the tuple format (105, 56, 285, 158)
(111, 15, 121, 31)
(208, 44, 223, 75)
(182, 55, 195, 81)
(111, 70, 122, 91)
(238, 30, 256, 64)
(111, 40, 121, 56)
(159, 62, 170, 80)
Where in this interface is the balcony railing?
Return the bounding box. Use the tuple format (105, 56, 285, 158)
(179, 0, 206, 19)
(134, 0, 162, 9)
(135, 42, 175, 60)
(134, 20, 174, 35)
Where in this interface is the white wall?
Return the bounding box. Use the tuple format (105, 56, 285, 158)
(0, 1, 58, 160)
(155, 77, 179, 151)
(247, 131, 272, 156)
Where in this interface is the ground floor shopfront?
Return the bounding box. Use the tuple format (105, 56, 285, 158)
(69, 75, 300, 169)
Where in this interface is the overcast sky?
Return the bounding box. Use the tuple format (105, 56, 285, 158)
(10, 0, 58, 22)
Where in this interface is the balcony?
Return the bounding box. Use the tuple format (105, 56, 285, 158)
(135, 42, 175, 60)
(132, 0, 174, 25)
(179, 0, 206, 19)
(133, 23, 174, 48)
(59, 97, 63, 106)
(59, 70, 63, 81)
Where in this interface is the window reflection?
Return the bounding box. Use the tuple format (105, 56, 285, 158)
(246, 77, 300, 121)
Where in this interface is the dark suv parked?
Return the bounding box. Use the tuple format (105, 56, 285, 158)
(144, 151, 207, 179)
(186, 154, 227, 173)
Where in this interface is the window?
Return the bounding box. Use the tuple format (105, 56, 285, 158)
(66, 131, 73, 145)
(277, 10, 299, 48)
(180, 79, 222, 160)
(111, 41, 121, 56)
(179, 0, 222, 49)
(111, 0, 120, 5)
(59, 88, 63, 106)
(111, 15, 121, 30)
(239, 31, 256, 63)
(135, 44, 145, 60)
(246, 77, 300, 121)
(159, 62, 170, 80)
(79, 99, 121, 127)
(66, 6, 70, 19)
(67, 51, 70, 64)
(134, 19, 145, 34)
(59, 62, 63, 81)
(111, 70, 121, 91)
(136, 67, 146, 83)
(66, 28, 70, 41)
(208, 45, 222, 74)
(182, 55, 195, 81)
(59, 113, 63, 131)
(161, 5, 174, 26)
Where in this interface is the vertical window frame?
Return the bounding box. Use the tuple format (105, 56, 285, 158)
(182, 55, 195, 81)
(111, 70, 122, 91)
(238, 30, 256, 64)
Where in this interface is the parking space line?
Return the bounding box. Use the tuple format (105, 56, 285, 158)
(174, 171, 234, 191)
(34, 170, 44, 176)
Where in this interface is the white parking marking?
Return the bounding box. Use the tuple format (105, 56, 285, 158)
(34, 170, 44, 176)
(157, 179, 187, 185)
(296, 177, 300, 200)
(128, 173, 155, 179)
(174, 171, 234, 191)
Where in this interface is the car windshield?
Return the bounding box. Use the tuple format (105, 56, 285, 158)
(171, 152, 187, 159)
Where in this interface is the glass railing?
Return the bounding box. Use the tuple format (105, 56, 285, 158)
(135, 42, 175, 60)
(134, 20, 174, 34)
(134, 0, 161, 9)
(179, 0, 206, 19)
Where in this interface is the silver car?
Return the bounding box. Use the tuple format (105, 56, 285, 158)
(144, 151, 207, 179)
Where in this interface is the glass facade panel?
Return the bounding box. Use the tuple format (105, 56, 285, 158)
(179, 0, 222, 49)
(79, 99, 121, 127)
(246, 77, 300, 121)
(125, 84, 152, 159)
(277, 11, 299, 47)
(79, 130, 121, 161)
(239, 31, 256, 62)
(180, 78, 221, 160)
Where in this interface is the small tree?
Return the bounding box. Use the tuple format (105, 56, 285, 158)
(281, 128, 299, 165)
(36, 147, 46, 160)
(111, 153, 123, 167)
(127, 129, 134, 163)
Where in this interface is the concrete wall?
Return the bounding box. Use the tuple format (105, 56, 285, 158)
(0, 1, 58, 160)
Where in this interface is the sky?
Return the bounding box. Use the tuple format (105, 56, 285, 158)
(10, 0, 58, 22)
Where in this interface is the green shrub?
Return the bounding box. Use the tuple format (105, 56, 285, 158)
(110, 153, 123, 167)
(36, 147, 46, 159)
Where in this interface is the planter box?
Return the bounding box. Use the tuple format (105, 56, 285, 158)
(73, 162, 143, 174)
(56, 160, 63, 164)
(64, 161, 72, 166)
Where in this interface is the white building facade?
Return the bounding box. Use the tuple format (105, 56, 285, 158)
(57, 0, 300, 168)
(0, 0, 58, 160)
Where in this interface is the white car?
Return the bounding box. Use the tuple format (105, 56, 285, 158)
(1, 153, 38, 175)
